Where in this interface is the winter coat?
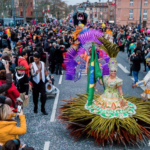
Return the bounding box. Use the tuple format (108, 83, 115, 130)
(18, 57, 30, 77)
(49, 46, 56, 62)
(130, 55, 142, 71)
(55, 48, 64, 64)
(0, 115, 26, 145)
(0, 73, 12, 94)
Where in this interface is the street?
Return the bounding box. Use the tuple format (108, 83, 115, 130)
(19, 52, 150, 150)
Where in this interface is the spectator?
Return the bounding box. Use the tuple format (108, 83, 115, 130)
(18, 51, 30, 77)
(0, 139, 34, 150)
(0, 139, 20, 150)
(14, 65, 29, 107)
(55, 45, 65, 75)
(0, 105, 26, 145)
(0, 61, 12, 106)
(49, 43, 56, 74)
(130, 50, 142, 84)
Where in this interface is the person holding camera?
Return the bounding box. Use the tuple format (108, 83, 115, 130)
(0, 104, 26, 145)
(130, 50, 142, 84)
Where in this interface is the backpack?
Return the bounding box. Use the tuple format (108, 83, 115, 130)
(2, 39, 8, 48)
(44, 40, 49, 50)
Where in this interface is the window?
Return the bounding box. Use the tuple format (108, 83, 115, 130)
(129, 9, 133, 19)
(21, 11, 23, 16)
(105, 8, 107, 12)
(20, 2, 22, 6)
(31, 11, 33, 16)
(111, 7, 113, 10)
(90, 8, 92, 10)
(143, 9, 147, 19)
(110, 12, 113, 15)
(30, 2, 32, 7)
(100, 8, 101, 11)
(144, 0, 148, 6)
(110, 16, 113, 20)
(130, 0, 133, 6)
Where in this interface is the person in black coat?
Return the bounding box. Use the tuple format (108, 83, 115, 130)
(54, 44, 66, 75)
(2, 34, 11, 50)
(14, 65, 29, 107)
(49, 43, 56, 73)
(130, 50, 142, 84)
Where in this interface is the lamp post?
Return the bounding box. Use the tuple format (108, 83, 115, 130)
(35, 0, 37, 22)
(139, 0, 142, 30)
(114, 0, 116, 24)
(12, 0, 16, 26)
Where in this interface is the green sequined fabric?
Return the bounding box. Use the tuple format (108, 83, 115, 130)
(85, 75, 137, 119)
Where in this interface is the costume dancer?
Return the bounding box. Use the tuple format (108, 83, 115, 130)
(59, 38, 150, 146)
(132, 71, 150, 100)
(65, 25, 109, 82)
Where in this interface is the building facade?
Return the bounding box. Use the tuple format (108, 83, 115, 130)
(79, 1, 115, 23)
(116, 0, 150, 27)
(19, 0, 34, 18)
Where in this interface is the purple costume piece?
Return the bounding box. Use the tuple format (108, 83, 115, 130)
(65, 28, 110, 81)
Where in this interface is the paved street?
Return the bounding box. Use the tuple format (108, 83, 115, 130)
(19, 52, 150, 150)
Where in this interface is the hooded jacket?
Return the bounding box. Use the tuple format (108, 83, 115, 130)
(18, 57, 30, 77)
(0, 115, 26, 145)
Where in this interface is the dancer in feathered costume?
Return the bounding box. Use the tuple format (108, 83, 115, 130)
(132, 70, 150, 100)
(65, 25, 110, 82)
(59, 38, 150, 147)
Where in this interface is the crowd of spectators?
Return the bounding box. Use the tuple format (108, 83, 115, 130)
(0, 21, 150, 149)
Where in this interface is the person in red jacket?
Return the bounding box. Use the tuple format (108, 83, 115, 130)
(18, 51, 30, 77)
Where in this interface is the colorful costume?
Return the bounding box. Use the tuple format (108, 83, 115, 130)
(59, 38, 150, 146)
(65, 26, 110, 82)
(85, 75, 136, 119)
(136, 71, 150, 99)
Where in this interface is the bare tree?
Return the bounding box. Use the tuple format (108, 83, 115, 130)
(36, 0, 67, 20)
(0, 0, 10, 18)
(19, 0, 30, 22)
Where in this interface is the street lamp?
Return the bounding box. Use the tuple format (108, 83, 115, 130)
(114, 0, 116, 24)
(12, 0, 16, 26)
(139, 0, 142, 30)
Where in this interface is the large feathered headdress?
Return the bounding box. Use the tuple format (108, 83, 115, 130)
(96, 37, 120, 71)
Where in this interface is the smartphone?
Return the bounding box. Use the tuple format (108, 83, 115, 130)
(17, 105, 22, 113)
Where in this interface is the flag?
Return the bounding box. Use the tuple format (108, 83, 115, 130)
(87, 43, 103, 106)
(112, 1, 115, 5)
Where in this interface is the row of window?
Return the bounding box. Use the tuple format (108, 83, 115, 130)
(89, 6, 113, 11)
(20, 12, 33, 16)
(129, 9, 147, 19)
(90, 12, 113, 15)
(90, 14, 113, 20)
(20, 2, 33, 7)
(130, 0, 148, 6)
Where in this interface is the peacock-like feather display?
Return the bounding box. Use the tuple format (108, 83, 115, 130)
(96, 37, 120, 58)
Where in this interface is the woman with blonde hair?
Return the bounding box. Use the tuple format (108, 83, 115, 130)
(0, 104, 27, 145)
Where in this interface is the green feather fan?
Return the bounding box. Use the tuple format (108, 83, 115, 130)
(97, 37, 120, 58)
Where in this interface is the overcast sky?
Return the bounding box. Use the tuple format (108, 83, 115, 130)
(67, 0, 113, 5)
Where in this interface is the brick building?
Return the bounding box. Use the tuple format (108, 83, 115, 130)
(19, 0, 34, 18)
(116, 0, 150, 27)
(79, 1, 115, 23)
